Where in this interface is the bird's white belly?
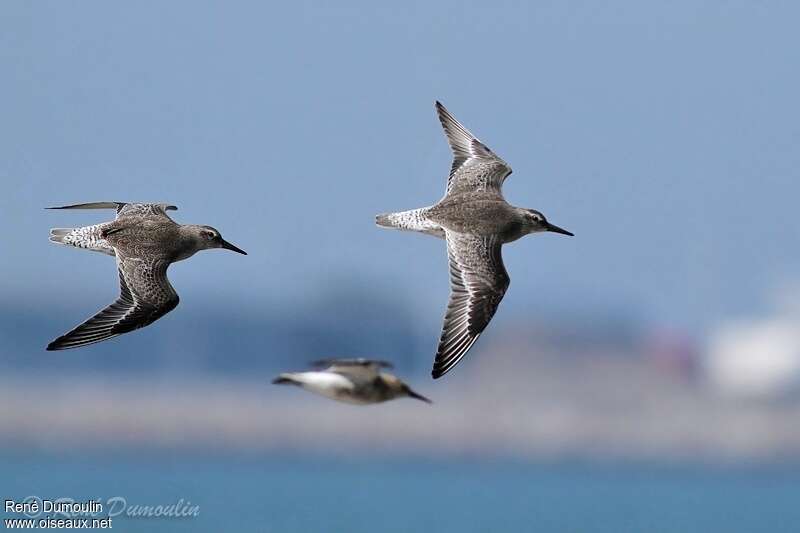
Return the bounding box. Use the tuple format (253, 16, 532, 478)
(293, 372, 358, 402)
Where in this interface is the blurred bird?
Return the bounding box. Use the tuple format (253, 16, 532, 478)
(273, 358, 432, 405)
(377, 102, 573, 379)
(47, 202, 246, 350)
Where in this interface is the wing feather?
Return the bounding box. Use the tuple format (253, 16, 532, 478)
(432, 232, 510, 378)
(435, 101, 512, 197)
(47, 202, 178, 219)
(310, 358, 393, 380)
(46, 258, 179, 350)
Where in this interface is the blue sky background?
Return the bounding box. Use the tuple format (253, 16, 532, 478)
(2, 1, 800, 338)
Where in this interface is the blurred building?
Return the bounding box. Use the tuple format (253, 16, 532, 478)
(705, 315, 800, 399)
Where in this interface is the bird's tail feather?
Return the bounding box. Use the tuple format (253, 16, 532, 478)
(272, 373, 300, 386)
(375, 213, 397, 228)
(48, 228, 74, 244)
(375, 209, 444, 237)
(49, 224, 115, 256)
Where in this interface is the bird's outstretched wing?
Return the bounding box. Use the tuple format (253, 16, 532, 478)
(311, 358, 394, 380)
(435, 101, 512, 198)
(116, 203, 178, 219)
(48, 202, 178, 220)
(433, 232, 510, 379)
(47, 202, 127, 211)
(46, 257, 179, 350)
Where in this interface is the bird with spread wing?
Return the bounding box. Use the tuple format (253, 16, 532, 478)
(273, 358, 431, 405)
(377, 102, 573, 379)
(47, 202, 246, 350)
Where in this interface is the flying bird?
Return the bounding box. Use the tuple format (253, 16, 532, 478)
(273, 358, 432, 405)
(47, 201, 246, 350)
(377, 102, 573, 379)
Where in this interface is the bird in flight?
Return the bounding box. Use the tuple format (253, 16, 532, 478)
(47, 201, 246, 350)
(377, 102, 573, 379)
(273, 358, 432, 405)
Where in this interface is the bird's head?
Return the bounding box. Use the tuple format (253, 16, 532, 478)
(380, 374, 432, 403)
(520, 209, 573, 237)
(189, 225, 247, 255)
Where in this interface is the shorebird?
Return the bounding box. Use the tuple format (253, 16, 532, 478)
(273, 358, 432, 405)
(47, 201, 246, 350)
(376, 102, 573, 379)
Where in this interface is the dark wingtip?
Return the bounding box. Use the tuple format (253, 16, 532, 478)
(431, 361, 457, 379)
(272, 376, 293, 385)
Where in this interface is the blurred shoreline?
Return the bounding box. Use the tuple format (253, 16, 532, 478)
(4, 348, 800, 462)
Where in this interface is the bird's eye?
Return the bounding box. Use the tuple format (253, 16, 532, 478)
(202, 231, 215, 240)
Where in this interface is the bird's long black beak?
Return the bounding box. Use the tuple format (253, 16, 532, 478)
(545, 222, 574, 236)
(220, 239, 247, 255)
(406, 388, 432, 404)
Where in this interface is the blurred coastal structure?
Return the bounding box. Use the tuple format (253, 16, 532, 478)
(3, 287, 800, 462)
(705, 305, 800, 399)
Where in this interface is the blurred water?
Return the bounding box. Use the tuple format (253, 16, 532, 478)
(3, 454, 798, 532)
